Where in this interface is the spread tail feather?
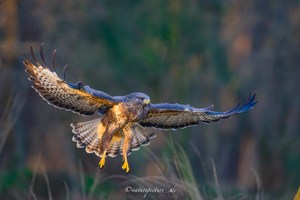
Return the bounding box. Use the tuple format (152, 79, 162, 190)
(71, 118, 125, 158)
(123, 125, 158, 155)
(71, 119, 158, 158)
(131, 125, 157, 151)
(71, 118, 103, 156)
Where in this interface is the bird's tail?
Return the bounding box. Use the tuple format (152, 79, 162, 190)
(71, 118, 124, 158)
(71, 118, 103, 157)
(71, 118, 158, 158)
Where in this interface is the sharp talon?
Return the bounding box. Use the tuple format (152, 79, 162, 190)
(99, 150, 107, 169)
(122, 160, 130, 173)
(99, 157, 105, 169)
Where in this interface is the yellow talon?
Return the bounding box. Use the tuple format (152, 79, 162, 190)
(99, 157, 105, 168)
(122, 161, 130, 173)
(99, 151, 106, 169)
(122, 156, 130, 173)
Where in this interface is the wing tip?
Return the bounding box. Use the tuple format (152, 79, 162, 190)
(231, 92, 258, 114)
(245, 91, 258, 110)
(205, 92, 258, 118)
(23, 44, 50, 70)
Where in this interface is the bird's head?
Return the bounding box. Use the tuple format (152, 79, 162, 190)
(125, 92, 150, 106)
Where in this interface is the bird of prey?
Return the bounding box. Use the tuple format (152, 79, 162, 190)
(23, 45, 257, 173)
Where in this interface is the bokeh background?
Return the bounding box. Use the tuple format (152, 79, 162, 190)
(0, 0, 299, 199)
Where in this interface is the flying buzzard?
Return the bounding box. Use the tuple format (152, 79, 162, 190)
(23, 46, 257, 173)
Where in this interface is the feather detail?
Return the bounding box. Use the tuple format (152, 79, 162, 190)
(140, 93, 257, 129)
(71, 118, 103, 156)
(23, 46, 117, 115)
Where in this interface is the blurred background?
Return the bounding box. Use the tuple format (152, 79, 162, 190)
(0, 0, 299, 199)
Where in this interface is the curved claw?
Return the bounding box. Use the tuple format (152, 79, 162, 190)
(99, 150, 106, 169)
(99, 157, 105, 169)
(122, 156, 130, 173)
(122, 161, 130, 173)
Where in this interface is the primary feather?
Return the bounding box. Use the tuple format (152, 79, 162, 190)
(141, 93, 257, 129)
(23, 48, 117, 115)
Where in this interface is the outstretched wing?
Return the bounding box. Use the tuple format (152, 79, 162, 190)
(140, 93, 257, 129)
(23, 46, 119, 115)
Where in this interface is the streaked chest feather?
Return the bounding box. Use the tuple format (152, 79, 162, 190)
(108, 103, 145, 123)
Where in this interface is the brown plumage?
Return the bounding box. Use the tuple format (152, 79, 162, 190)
(23, 45, 257, 173)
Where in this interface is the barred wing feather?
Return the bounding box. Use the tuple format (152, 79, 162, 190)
(140, 93, 257, 129)
(23, 48, 117, 115)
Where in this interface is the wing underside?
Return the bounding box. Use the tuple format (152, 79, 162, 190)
(23, 46, 117, 115)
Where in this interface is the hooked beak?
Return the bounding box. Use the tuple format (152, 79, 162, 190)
(143, 99, 150, 105)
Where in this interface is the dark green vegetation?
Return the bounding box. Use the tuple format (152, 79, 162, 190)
(0, 0, 299, 199)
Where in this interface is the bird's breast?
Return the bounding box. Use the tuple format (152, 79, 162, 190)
(108, 102, 145, 123)
(107, 103, 127, 124)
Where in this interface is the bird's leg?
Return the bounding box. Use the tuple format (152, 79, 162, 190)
(122, 154, 130, 173)
(98, 123, 115, 169)
(99, 150, 106, 168)
(121, 126, 133, 173)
